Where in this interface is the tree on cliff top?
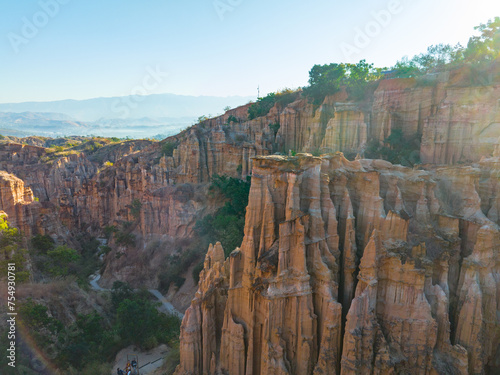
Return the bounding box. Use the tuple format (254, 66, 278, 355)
(247, 89, 301, 120)
(302, 63, 346, 106)
(392, 18, 500, 78)
(303, 60, 382, 105)
(465, 17, 500, 62)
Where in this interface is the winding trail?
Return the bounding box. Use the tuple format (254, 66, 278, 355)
(89, 239, 184, 319)
(89, 273, 106, 292)
(89, 272, 184, 318)
(89, 241, 184, 374)
(147, 289, 184, 318)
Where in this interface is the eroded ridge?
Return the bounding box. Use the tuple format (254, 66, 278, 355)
(175, 153, 500, 375)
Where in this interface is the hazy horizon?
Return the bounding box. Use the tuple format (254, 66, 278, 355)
(0, 92, 255, 106)
(1, 0, 500, 103)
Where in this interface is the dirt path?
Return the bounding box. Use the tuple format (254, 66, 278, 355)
(89, 273, 106, 291)
(112, 344, 169, 375)
(148, 289, 183, 318)
(88, 272, 184, 318)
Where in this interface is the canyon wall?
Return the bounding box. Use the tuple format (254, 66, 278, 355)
(2, 73, 499, 242)
(181, 71, 500, 174)
(175, 154, 500, 375)
(0, 170, 38, 236)
(0, 72, 498, 292)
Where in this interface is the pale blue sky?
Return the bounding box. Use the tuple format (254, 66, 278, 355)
(1, 0, 499, 103)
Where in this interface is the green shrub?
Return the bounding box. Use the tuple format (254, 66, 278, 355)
(275, 88, 300, 107)
(104, 225, 118, 239)
(248, 93, 276, 120)
(365, 129, 421, 167)
(163, 341, 180, 375)
(302, 63, 346, 105)
(114, 231, 135, 247)
(111, 281, 135, 310)
(59, 313, 106, 369)
(159, 248, 200, 291)
(235, 134, 246, 143)
(197, 115, 208, 123)
(31, 234, 55, 253)
(99, 245, 112, 255)
(19, 284, 181, 372)
(192, 261, 204, 284)
(129, 199, 142, 219)
(115, 298, 177, 350)
(45, 245, 80, 276)
(303, 60, 383, 105)
(20, 300, 63, 333)
(75, 361, 112, 375)
(0, 217, 30, 282)
(30, 233, 101, 283)
(73, 234, 101, 285)
(228, 115, 239, 123)
(161, 141, 177, 157)
(269, 122, 280, 137)
(194, 175, 250, 257)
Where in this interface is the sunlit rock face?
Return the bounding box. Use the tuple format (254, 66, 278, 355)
(0, 170, 37, 235)
(1, 73, 498, 243)
(162, 73, 500, 191)
(175, 154, 500, 375)
(0, 73, 498, 310)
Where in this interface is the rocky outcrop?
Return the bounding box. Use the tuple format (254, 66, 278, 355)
(171, 71, 499, 173)
(2, 72, 498, 239)
(0, 171, 37, 234)
(0, 71, 498, 298)
(175, 154, 500, 375)
(177, 242, 229, 374)
(0, 170, 61, 237)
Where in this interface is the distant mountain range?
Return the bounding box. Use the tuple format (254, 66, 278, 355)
(0, 112, 89, 137)
(0, 93, 254, 138)
(0, 93, 254, 122)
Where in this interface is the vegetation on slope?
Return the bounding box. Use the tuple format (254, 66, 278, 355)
(365, 129, 421, 167)
(0, 216, 30, 282)
(248, 89, 301, 120)
(244, 18, 500, 122)
(157, 174, 251, 291)
(0, 215, 180, 374)
(302, 60, 384, 105)
(195, 175, 251, 257)
(30, 233, 102, 286)
(13, 282, 180, 374)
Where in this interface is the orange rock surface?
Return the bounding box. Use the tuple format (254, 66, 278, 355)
(175, 154, 500, 375)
